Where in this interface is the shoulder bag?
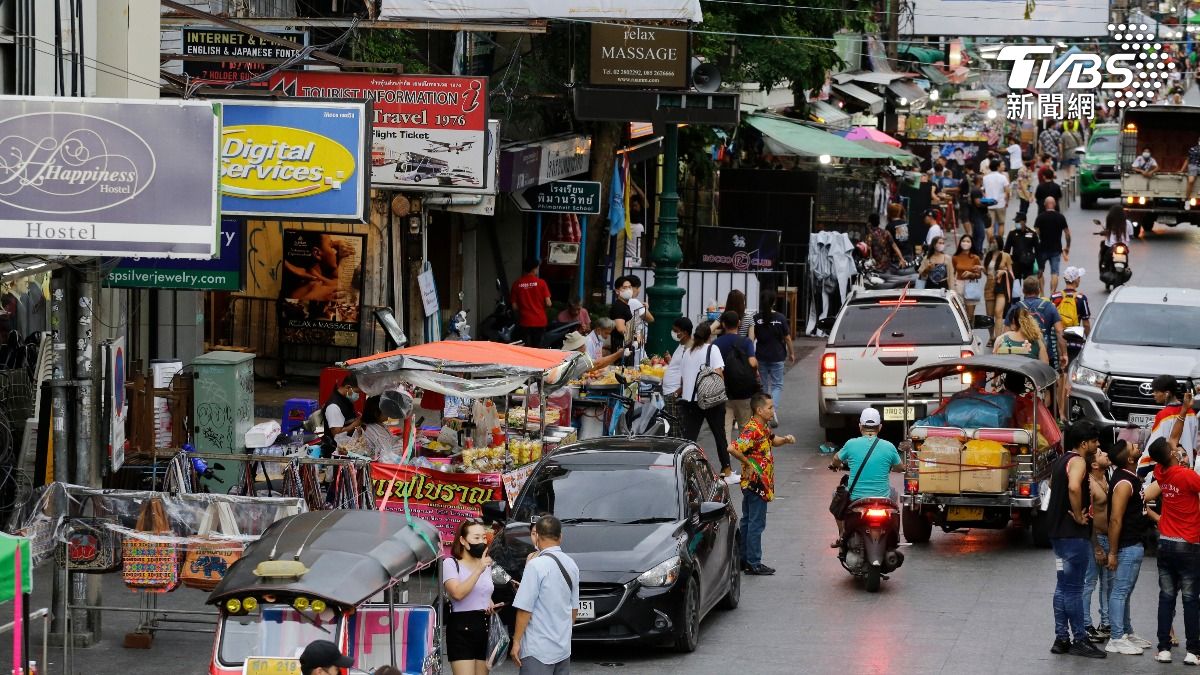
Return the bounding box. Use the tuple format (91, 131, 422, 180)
(122, 497, 181, 593)
(828, 436, 882, 518)
(55, 496, 122, 573)
(692, 345, 728, 410)
(181, 502, 244, 591)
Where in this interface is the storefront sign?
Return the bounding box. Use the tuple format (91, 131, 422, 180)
(270, 72, 490, 193)
(219, 100, 368, 220)
(499, 145, 541, 192)
(106, 217, 243, 291)
(590, 23, 689, 88)
(0, 97, 218, 258)
(371, 463, 503, 554)
(902, 139, 989, 170)
(182, 28, 303, 89)
(512, 180, 602, 214)
(695, 226, 781, 272)
(280, 229, 365, 347)
(538, 134, 591, 183)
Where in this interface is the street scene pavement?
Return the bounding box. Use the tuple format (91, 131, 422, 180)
(6, 194, 1199, 674)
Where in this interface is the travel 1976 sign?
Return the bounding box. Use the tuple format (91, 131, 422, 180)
(0, 96, 219, 258)
(269, 71, 490, 193)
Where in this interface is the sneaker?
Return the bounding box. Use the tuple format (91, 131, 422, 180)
(1085, 626, 1103, 643)
(1156, 650, 1173, 663)
(1105, 637, 1143, 655)
(1070, 641, 1108, 658)
(1186, 652, 1200, 666)
(744, 564, 775, 576)
(1097, 624, 1112, 640)
(1050, 638, 1072, 654)
(1127, 634, 1153, 649)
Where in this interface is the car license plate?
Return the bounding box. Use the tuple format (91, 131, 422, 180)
(1109, 180, 1121, 189)
(576, 600, 595, 620)
(947, 506, 984, 522)
(1128, 413, 1155, 429)
(883, 406, 916, 421)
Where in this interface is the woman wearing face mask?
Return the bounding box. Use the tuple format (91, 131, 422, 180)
(918, 236, 952, 290)
(952, 234, 984, 317)
(443, 518, 499, 675)
(664, 320, 732, 475)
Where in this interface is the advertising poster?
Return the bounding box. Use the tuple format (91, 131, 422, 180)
(590, 23, 690, 88)
(269, 71, 490, 193)
(371, 463, 503, 554)
(0, 96, 219, 258)
(105, 217, 243, 291)
(280, 229, 364, 346)
(182, 28, 304, 89)
(695, 226, 782, 272)
(902, 139, 990, 171)
(219, 100, 369, 220)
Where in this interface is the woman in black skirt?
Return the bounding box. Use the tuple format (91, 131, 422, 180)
(442, 518, 497, 674)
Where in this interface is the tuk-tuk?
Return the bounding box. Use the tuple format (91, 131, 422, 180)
(901, 355, 1062, 547)
(207, 510, 441, 675)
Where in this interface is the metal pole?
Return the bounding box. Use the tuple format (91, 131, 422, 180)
(646, 124, 685, 355)
(535, 213, 543, 261)
(48, 270, 73, 640)
(578, 215, 588, 302)
(74, 270, 101, 645)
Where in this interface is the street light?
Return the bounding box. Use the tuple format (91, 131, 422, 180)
(819, 154, 832, 164)
(986, 109, 998, 120)
(930, 89, 940, 101)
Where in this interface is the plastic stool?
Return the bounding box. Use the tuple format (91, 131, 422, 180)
(282, 398, 319, 435)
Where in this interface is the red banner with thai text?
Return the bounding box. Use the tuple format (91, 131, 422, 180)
(370, 463, 502, 554)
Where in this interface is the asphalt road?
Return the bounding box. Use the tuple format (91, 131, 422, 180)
(6, 195, 1200, 675)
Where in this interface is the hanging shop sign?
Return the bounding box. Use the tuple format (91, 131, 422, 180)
(695, 226, 781, 272)
(269, 71, 491, 193)
(0, 96, 219, 258)
(219, 100, 369, 221)
(280, 229, 365, 347)
(105, 218, 243, 291)
(182, 28, 304, 89)
(538, 134, 592, 183)
(590, 23, 690, 89)
(512, 180, 602, 214)
(371, 463, 503, 555)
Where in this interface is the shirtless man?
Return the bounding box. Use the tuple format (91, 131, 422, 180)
(1084, 447, 1113, 643)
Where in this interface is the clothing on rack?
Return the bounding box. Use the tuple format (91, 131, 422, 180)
(805, 231, 855, 336)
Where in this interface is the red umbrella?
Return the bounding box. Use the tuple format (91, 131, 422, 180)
(844, 126, 903, 148)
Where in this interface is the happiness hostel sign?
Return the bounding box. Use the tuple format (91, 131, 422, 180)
(219, 100, 369, 220)
(0, 96, 219, 258)
(269, 72, 490, 193)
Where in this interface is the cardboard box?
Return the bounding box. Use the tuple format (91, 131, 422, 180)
(918, 439, 962, 494)
(961, 439, 1012, 493)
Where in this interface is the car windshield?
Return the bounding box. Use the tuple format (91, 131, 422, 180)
(218, 605, 340, 667)
(513, 454, 680, 523)
(1092, 302, 1200, 350)
(834, 303, 964, 347)
(1088, 134, 1118, 154)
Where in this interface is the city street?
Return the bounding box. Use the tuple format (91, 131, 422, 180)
(5, 196, 1199, 674)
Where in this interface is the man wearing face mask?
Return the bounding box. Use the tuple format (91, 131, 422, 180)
(1133, 148, 1159, 178)
(299, 639, 354, 675)
(321, 374, 362, 458)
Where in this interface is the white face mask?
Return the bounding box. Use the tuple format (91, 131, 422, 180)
(1143, 152, 1151, 159)
(671, 332, 683, 342)
(935, 243, 946, 253)
(619, 289, 633, 301)
(960, 241, 971, 251)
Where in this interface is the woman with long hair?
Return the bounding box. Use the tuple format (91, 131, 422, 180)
(442, 519, 498, 675)
(992, 307, 1049, 364)
(664, 320, 731, 474)
(714, 289, 753, 337)
(918, 236, 952, 290)
(1100, 204, 1134, 272)
(983, 244, 1014, 344)
(952, 234, 984, 317)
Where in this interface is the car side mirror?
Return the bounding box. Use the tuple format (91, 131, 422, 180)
(1074, 146, 1087, 156)
(816, 317, 836, 334)
(972, 315, 995, 330)
(482, 500, 509, 525)
(698, 501, 727, 525)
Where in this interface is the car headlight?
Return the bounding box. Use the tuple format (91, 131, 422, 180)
(1071, 365, 1107, 389)
(637, 556, 681, 588)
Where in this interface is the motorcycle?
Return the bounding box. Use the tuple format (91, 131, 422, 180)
(1096, 220, 1133, 291)
(479, 278, 518, 343)
(1064, 325, 1086, 365)
(827, 457, 904, 593)
(608, 372, 678, 437)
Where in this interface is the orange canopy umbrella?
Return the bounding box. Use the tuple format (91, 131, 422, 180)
(344, 340, 573, 376)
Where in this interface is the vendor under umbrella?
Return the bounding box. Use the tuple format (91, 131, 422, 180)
(562, 331, 628, 371)
(322, 374, 362, 457)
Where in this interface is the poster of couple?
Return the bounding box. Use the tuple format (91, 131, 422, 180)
(280, 230, 364, 346)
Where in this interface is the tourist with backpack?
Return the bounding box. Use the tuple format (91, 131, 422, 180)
(1007, 275, 1068, 418)
(664, 321, 732, 475)
(715, 311, 760, 445)
(752, 289, 795, 428)
(1052, 267, 1092, 338)
(1004, 213, 1041, 293)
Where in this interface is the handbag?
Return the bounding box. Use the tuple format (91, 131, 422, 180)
(181, 502, 244, 591)
(964, 277, 985, 302)
(122, 497, 181, 593)
(55, 517, 122, 573)
(692, 345, 728, 410)
(828, 436, 882, 518)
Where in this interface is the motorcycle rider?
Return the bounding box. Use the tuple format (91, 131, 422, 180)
(828, 408, 904, 547)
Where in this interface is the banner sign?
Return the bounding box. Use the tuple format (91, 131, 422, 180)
(105, 217, 243, 291)
(0, 96, 219, 258)
(695, 226, 781, 272)
(371, 463, 503, 553)
(269, 72, 491, 193)
(280, 229, 365, 347)
(901, 139, 990, 171)
(590, 23, 690, 88)
(220, 100, 369, 220)
(182, 28, 304, 89)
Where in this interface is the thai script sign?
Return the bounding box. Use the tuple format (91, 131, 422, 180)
(371, 463, 502, 554)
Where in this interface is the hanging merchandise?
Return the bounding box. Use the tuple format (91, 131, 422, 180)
(805, 230, 855, 336)
(122, 498, 182, 593)
(54, 497, 122, 573)
(181, 502, 243, 591)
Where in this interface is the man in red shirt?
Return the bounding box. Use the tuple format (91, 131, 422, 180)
(510, 258, 551, 348)
(1148, 436, 1200, 664)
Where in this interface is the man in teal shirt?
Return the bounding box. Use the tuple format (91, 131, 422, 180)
(830, 408, 903, 546)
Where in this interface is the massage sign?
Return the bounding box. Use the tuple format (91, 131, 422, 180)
(269, 72, 490, 192)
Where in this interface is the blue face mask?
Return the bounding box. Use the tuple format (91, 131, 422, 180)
(348, 392, 360, 402)
(706, 311, 720, 321)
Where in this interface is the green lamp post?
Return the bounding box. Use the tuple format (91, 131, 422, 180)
(645, 124, 684, 357)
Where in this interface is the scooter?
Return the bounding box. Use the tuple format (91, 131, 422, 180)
(1064, 326, 1086, 365)
(608, 373, 678, 437)
(479, 279, 518, 343)
(1099, 241, 1132, 291)
(828, 461, 904, 593)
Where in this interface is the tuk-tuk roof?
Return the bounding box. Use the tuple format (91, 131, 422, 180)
(906, 355, 1058, 390)
(208, 510, 439, 608)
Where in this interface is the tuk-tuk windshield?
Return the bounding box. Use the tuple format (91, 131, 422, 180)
(218, 605, 341, 667)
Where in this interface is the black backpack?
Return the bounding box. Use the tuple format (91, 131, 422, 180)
(1012, 232, 1038, 270)
(722, 338, 759, 400)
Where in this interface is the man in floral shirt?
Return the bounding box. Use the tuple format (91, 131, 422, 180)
(728, 393, 795, 576)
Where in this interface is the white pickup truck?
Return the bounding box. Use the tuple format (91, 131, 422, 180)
(1119, 104, 1200, 234)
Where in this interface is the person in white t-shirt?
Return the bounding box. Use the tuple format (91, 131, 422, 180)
(624, 191, 647, 267)
(664, 319, 731, 475)
(1006, 140, 1023, 180)
(981, 160, 1011, 245)
(626, 275, 653, 364)
(922, 209, 944, 250)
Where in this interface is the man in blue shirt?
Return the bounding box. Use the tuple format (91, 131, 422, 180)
(830, 408, 903, 546)
(511, 515, 580, 674)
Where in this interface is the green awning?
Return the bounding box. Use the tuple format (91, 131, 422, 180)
(851, 139, 918, 164)
(899, 43, 944, 65)
(746, 114, 895, 159)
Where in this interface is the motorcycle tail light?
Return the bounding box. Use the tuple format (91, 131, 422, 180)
(865, 508, 889, 520)
(1114, 244, 1128, 254)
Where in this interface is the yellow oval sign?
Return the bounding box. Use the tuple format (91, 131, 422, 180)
(220, 124, 356, 200)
